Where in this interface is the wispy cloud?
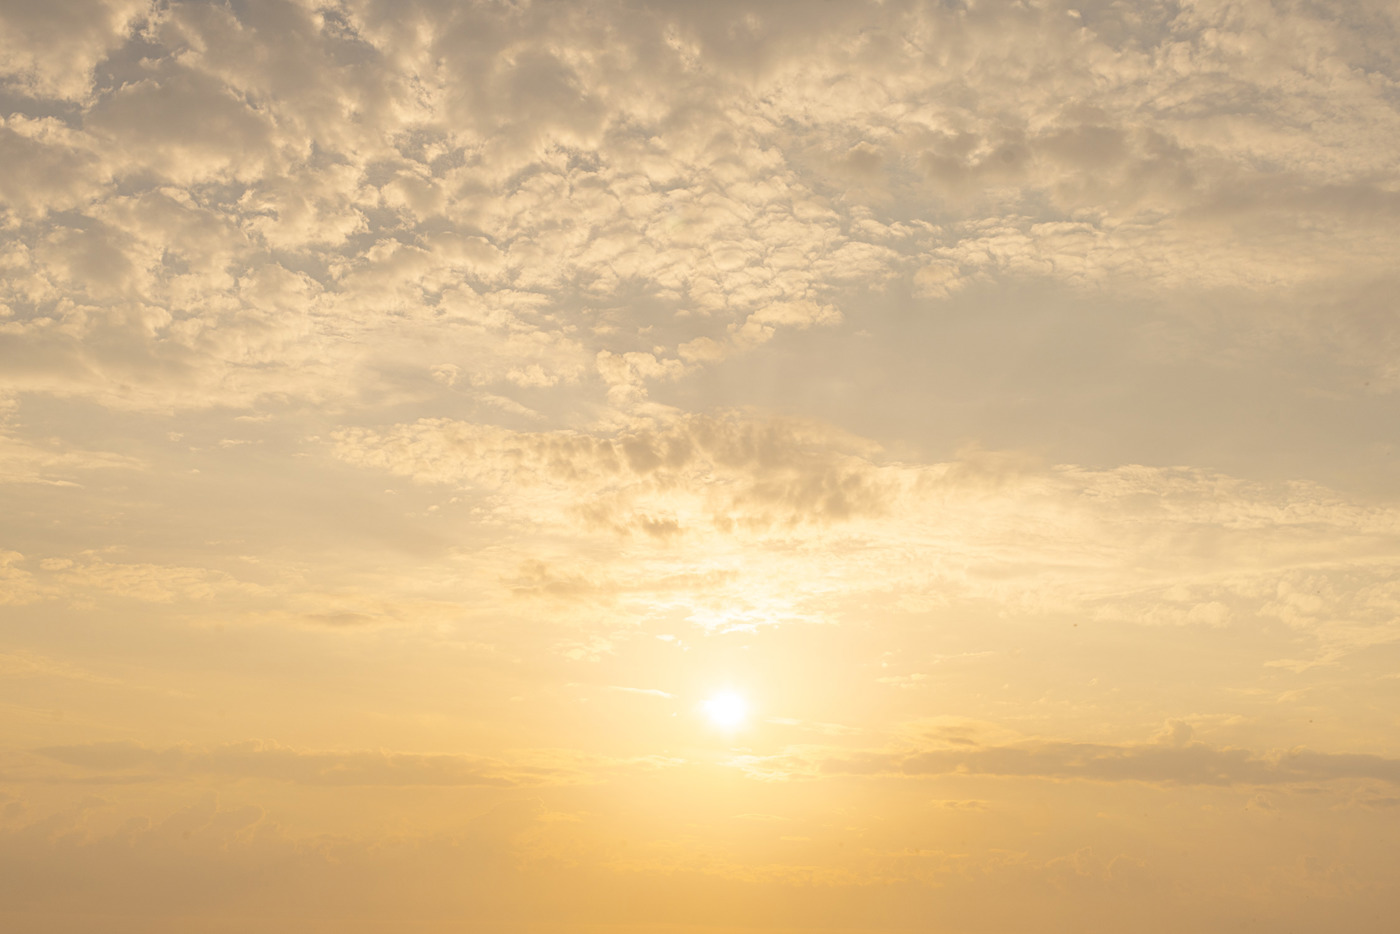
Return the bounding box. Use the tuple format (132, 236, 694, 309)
(742, 729, 1400, 788)
(36, 740, 551, 787)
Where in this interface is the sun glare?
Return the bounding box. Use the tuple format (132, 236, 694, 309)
(702, 691, 749, 730)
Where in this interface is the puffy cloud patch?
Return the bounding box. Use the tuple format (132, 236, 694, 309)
(0, 0, 1394, 412)
(0, 0, 149, 101)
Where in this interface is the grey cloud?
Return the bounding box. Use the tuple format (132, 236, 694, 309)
(36, 219, 144, 297)
(86, 64, 278, 183)
(815, 738, 1400, 788)
(333, 412, 896, 532)
(335, 411, 1400, 552)
(0, 121, 109, 218)
(0, 0, 148, 100)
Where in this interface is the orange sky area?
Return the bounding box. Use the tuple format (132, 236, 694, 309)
(2, 1, 1400, 932)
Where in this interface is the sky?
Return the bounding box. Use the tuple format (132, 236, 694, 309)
(2, 0, 1400, 931)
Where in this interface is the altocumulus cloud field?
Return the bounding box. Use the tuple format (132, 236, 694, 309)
(2, 1, 1400, 932)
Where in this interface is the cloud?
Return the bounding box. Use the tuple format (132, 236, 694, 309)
(30, 739, 686, 788)
(747, 727, 1400, 788)
(332, 411, 895, 535)
(0, 551, 43, 606)
(0, 0, 1394, 414)
(50, 558, 257, 604)
(0, 430, 141, 485)
(0, 0, 149, 101)
(2, 5, 1400, 930)
(333, 410, 1400, 652)
(35, 740, 547, 787)
(0, 649, 121, 685)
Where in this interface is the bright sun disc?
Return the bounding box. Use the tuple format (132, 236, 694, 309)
(703, 692, 748, 730)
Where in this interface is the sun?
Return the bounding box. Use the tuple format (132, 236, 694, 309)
(702, 691, 748, 730)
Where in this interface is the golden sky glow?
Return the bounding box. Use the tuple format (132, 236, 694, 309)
(3, 1, 1400, 931)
